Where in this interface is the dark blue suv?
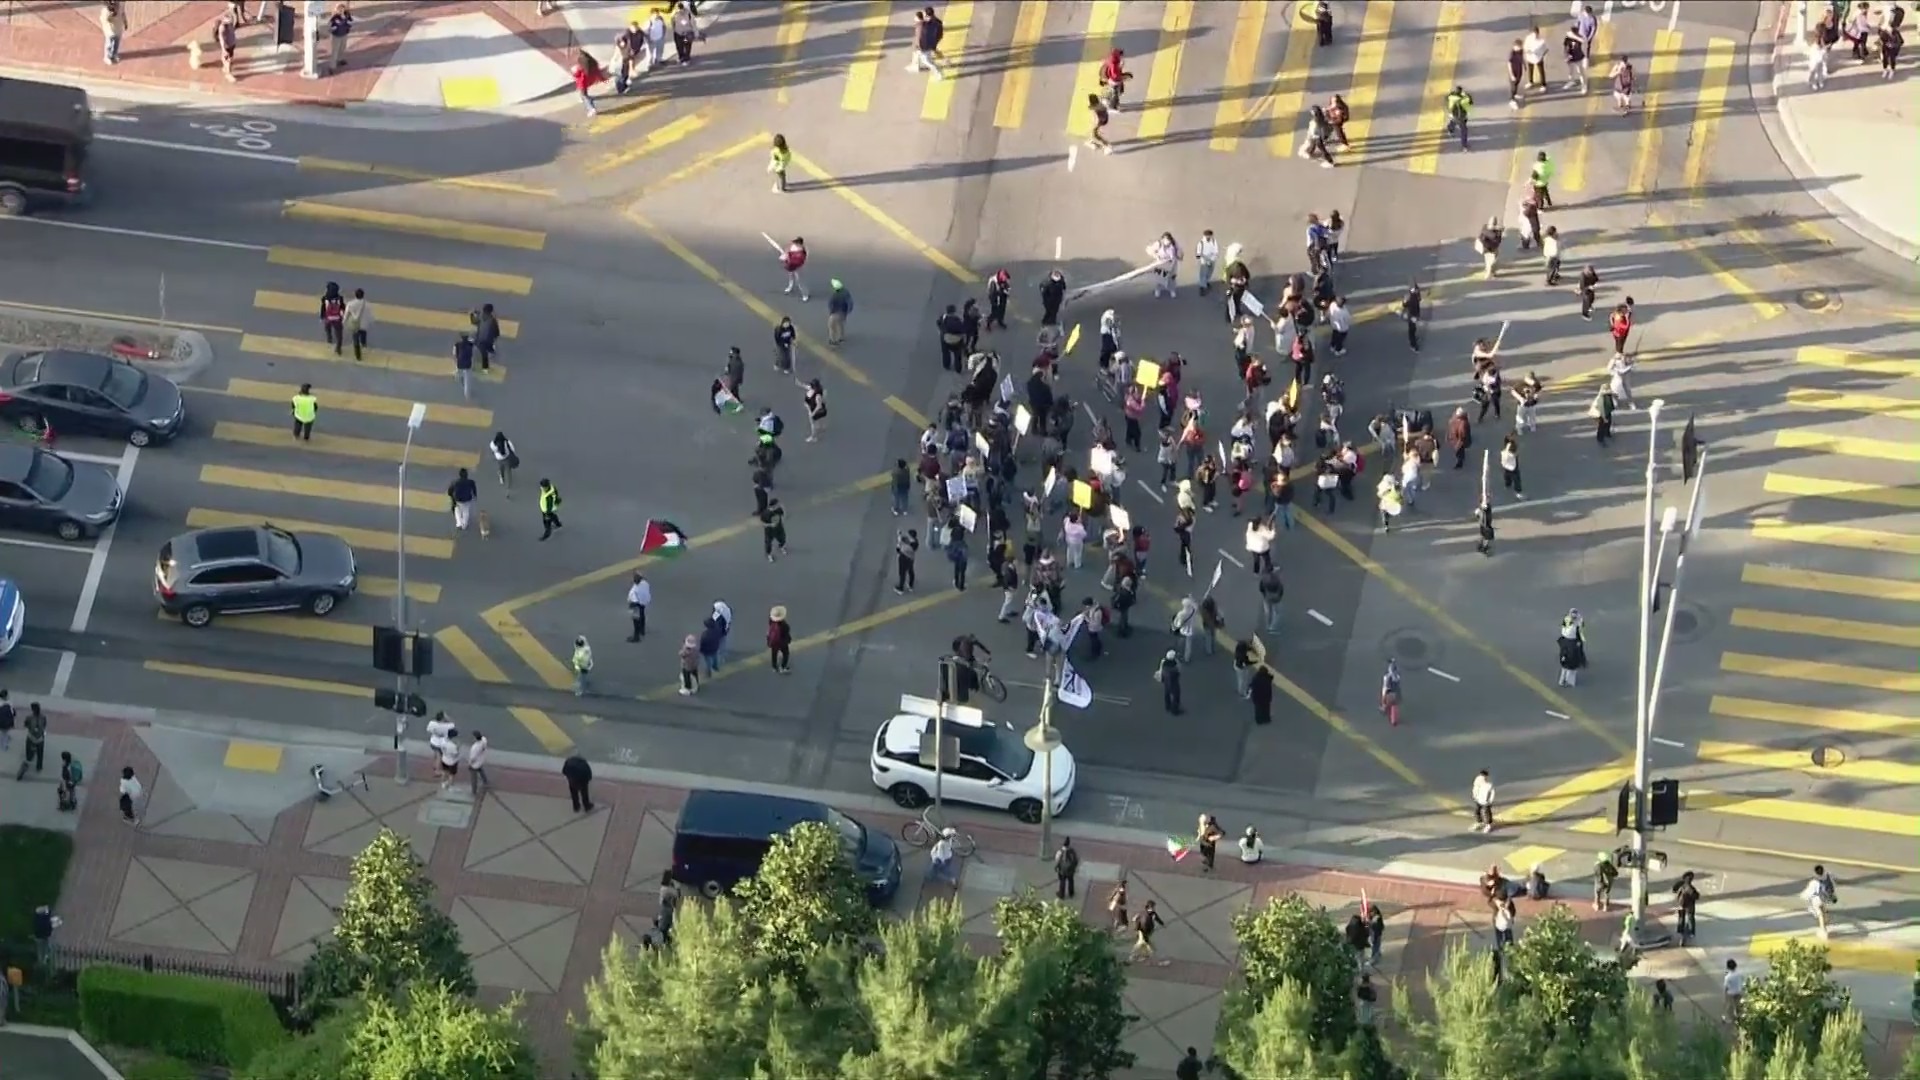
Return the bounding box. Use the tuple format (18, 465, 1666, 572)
(671, 789, 902, 905)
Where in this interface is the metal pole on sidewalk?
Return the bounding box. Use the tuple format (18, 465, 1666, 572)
(392, 405, 425, 784)
(1628, 399, 1665, 927)
(1028, 651, 1062, 859)
(1646, 449, 1711, 740)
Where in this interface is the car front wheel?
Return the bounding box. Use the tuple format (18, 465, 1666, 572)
(889, 782, 930, 810)
(55, 520, 83, 542)
(181, 604, 214, 628)
(0, 189, 25, 217)
(701, 880, 725, 899)
(1010, 798, 1044, 825)
(127, 428, 152, 447)
(308, 592, 338, 616)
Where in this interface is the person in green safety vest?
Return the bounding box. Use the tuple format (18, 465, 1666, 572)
(538, 479, 564, 541)
(290, 383, 317, 441)
(1530, 150, 1555, 208)
(1443, 85, 1473, 150)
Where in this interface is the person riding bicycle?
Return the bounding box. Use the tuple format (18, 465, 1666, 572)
(948, 634, 993, 701)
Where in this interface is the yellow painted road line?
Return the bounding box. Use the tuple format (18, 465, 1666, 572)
(1209, 1, 1269, 153)
(1797, 346, 1920, 377)
(186, 508, 456, 559)
(1776, 429, 1920, 463)
(1721, 651, 1920, 693)
(1742, 563, 1920, 604)
(145, 660, 368, 697)
(1649, 220, 1787, 320)
(221, 378, 494, 429)
(238, 332, 505, 382)
(1711, 694, 1920, 738)
(252, 290, 520, 339)
(1698, 740, 1920, 785)
(211, 421, 477, 471)
(1661, 834, 1919, 875)
(1067, 0, 1123, 138)
(1340, 0, 1395, 150)
(279, 201, 546, 251)
(1133, 0, 1192, 142)
(642, 590, 965, 699)
(510, 707, 575, 754)
(1407, 1, 1465, 174)
(266, 247, 533, 296)
(1681, 38, 1735, 203)
(786, 152, 974, 288)
(1504, 845, 1568, 876)
(1750, 518, 1920, 557)
(587, 97, 663, 137)
(1752, 934, 1920, 975)
(1501, 761, 1633, 826)
(199, 465, 445, 512)
(296, 156, 556, 198)
(357, 576, 441, 605)
(626, 211, 929, 427)
(161, 609, 372, 647)
(1786, 388, 1920, 420)
(488, 616, 577, 691)
(628, 132, 765, 203)
(586, 107, 720, 176)
(1263, 10, 1318, 158)
(921, 0, 971, 121)
(841, 1, 892, 114)
(1730, 608, 1920, 649)
(1763, 474, 1920, 511)
(435, 626, 511, 683)
(774, 0, 808, 106)
(1627, 29, 1685, 195)
(1563, 22, 1615, 192)
(994, 0, 1048, 130)
(1687, 790, 1920, 838)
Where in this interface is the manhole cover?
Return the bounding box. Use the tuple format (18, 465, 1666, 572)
(1386, 631, 1431, 663)
(1796, 287, 1840, 313)
(1670, 609, 1698, 636)
(1811, 745, 1847, 769)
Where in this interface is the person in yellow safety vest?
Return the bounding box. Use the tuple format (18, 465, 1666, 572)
(1375, 473, 1402, 532)
(290, 383, 317, 441)
(1443, 86, 1472, 151)
(537, 479, 564, 541)
(1529, 150, 1555, 208)
(570, 635, 592, 697)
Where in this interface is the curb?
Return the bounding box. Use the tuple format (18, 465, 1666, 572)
(0, 305, 213, 385)
(1747, 1, 1920, 264)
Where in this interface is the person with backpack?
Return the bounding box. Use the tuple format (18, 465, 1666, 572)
(472, 303, 501, 372)
(56, 751, 82, 812)
(1802, 865, 1838, 937)
(1593, 851, 1619, 912)
(1443, 85, 1473, 150)
(318, 282, 347, 352)
(1672, 870, 1700, 944)
(1053, 838, 1080, 899)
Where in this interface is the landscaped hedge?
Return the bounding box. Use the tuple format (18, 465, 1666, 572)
(123, 1057, 199, 1080)
(77, 966, 287, 1067)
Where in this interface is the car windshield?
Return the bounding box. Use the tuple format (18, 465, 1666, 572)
(823, 809, 865, 858)
(98, 362, 146, 409)
(22, 452, 73, 500)
(984, 725, 1037, 780)
(263, 528, 301, 575)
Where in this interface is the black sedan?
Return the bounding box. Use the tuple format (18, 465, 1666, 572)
(0, 349, 185, 447)
(0, 442, 122, 540)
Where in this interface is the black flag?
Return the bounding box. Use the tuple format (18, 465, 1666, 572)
(1680, 413, 1701, 483)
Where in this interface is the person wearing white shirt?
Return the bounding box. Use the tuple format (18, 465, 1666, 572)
(436, 729, 461, 789)
(467, 732, 490, 797)
(1061, 515, 1087, 570)
(929, 829, 959, 885)
(1723, 959, 1747, 1021)
(1172, 595, 1200, 661)
(1471, 769, 1497, 832)
(1194, 230, 1220, 295)
(1244, 518, 1275, 574)
(1493, 897, 1515, 948)
(1327, 297, 1352, 355)
(1801, 865, 1836, 937)
(626, 572, 652, 642)
(425, 711, 454, 749)
(1542, 226, 1563, 286)
(1522, 25, 1549, 90)
(343, 288, 371, 361)
(1238, 826, 1264, 864)
(117, 766, 142, 825)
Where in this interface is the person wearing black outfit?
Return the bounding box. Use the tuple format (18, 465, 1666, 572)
(1249, 666, 1275, 725)
(1156, 649, 1183, 714)
(773, 317, 797, 374)
(937, 305, 967, 371)
(1176, 1048, 1205, 1080)
(961, 299, 983, 354)
(1401, 282, 1422, 351)
(562, 754, 594, 812)
(1053, 838, 1080, 899)
(1038, 270, 1067, 325)
(1672, 870, 1701, 943)
(1313, 0, 1333, 45)
(17, 702, 47, 780)
(760, 498, 787, 561)
(1578, 264, 1600, 319)
(893, 529, 918, 593)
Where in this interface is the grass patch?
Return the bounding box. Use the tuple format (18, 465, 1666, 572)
(0, 825, 74, 941)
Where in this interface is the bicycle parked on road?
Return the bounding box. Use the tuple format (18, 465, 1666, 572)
(901, 807, 977, 858)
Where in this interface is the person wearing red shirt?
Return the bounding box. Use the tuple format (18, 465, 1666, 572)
(572, 50, 605, 116)
(781, 238, 809, 302)
(1608, 303, 1632, 353)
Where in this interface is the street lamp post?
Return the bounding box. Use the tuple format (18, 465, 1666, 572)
(1628, 399, 1665, 924)
(1026, 650, 1063, 859)
(391, 403, 426, 784)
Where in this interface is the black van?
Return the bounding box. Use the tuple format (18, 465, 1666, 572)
(672, 789, 902, 905)
(0, 77, 93, 216)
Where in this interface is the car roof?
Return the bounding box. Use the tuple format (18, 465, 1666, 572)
(0, 443, 38, 485)
(177, 526, 265, 563)
(24, 350, 111, 386)
(0, 78, 91, 143)
(879, 713, 1002, 762)
(676, 788, 834, 840)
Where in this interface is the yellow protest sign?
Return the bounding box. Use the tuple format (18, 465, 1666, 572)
(1071, 480, 1095, 509)
(1134, 359, 1162, 388)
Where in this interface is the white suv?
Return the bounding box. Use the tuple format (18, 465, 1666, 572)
(869, 712, 1076, 824)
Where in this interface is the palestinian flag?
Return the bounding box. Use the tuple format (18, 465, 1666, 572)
(640, 520, 689, 557)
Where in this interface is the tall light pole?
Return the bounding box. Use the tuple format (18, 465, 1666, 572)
(1628, 399, 1665, 925)
(389, 403, 425, 785)
(1026, 650, 1062, 858)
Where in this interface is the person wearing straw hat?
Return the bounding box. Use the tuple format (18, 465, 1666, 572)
(767, 606, 793, 674)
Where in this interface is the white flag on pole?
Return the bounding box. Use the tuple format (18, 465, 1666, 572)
(1209, 559, 1224, 593)
(1057, 658, 1094, 709)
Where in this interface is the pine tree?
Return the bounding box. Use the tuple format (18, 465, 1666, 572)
(734, 820, 877, 979)
(1230, 893, 1358, 1049)
(343, 982, 537, 1080)
(297, 828, 472, 1022)
(995, 892, 1137, 1078)
(1397, 941, 1535, 1080)
(1805, 1008, 1871, 1080)
(1740, 939, 1850, 1059)
(1502, 903, 1629, 1036)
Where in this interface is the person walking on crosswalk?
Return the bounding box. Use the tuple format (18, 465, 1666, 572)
(490, 432, 518, 495)
(472, 303, 501, 372)
(1530, 152, 1555, 208)
(570, 635, 593, 696)
(537, 479, 564, 540)
(447, 468, 478, 531)
(1563, 21, 1589, 92)
(453, 332, 476, 399)
(290, 384, 317, 441)
(908, 7, 947, 79)
(319, 282, 346, 353)
(1443, 86, 1473, 149)
(344, 287, 371, 360)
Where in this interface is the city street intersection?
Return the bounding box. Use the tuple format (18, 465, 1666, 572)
(1, 0, 1917, 992)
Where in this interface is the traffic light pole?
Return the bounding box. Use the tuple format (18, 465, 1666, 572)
(1627, 400, 1665, 930)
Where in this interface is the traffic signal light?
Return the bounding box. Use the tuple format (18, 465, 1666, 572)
(373, 688, 428, 716)
(1679, 413, 1701, 482)
(1648, 778, 1681, 828)
(1616, 781, 1633, 834)
(372, 627, 434, 676)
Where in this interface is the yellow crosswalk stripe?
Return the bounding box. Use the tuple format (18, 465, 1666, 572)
(239, 332, 505, 382)
(993, 0, 1048, 130)
(221, 379, 494, 429)
(199, 465, 446, 512)
(435, 626, 511, 683)
(1134, 0, 1193, 142)
(1407, 1, 1466, 174)
(1340, 0, 1395, 151)
(586, 97, 663, 137)
(1067, 1, 1123, 138)
(1687, 790, 1920, 838)
(279, 201, 547, 250)
(1751, 518, 1920, 557)
(1627, 29, 1684, 195)
(1504, 845, 1568, 875)
(586, 108, 718, 175)
(773, 1, 808, 106)
(920, 0, 970, 121)
(185, 509, 455, 559)
(841, 1, 891, 114)
(265, 247, 533, 296)
(210, 421, 477, 470)
(1721, 651, 1920, 693)
(1680, 38, 1735, 202)
(252, 290, 519, 338)
(1752, 934, 1918, 976)
(357, 576, 441, 604)
(1786, 387, 1920, 419)
(1776, 429, 1920, 463)
(1209, 1, 1270, 153)
(1263, 16, 1317, 158)
(1742, 563, 1920, 603)
(1698, 740, 1920, 785)
(1729, 608, 1920, 649)
(1763, 474, 1920, 511)
(160, 609, 372, 647)
(145, 660, 368, 697)
(1563, 23, 1615, 192)
(1501, 761, 1632, 825)
(1797, 346, 1920, 376)
(1711, 694, 1920, 738)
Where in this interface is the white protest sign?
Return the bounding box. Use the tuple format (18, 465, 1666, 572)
(974, 431, 991, 455)
(956, 505, 979, 533)
(1089, 446, 1115, 477)
(1109, 505, 1132, 533)
(944, 476, 969, 503)
(998, 374, 1016, 402)
(1043, 467, 1058, 497)
(1014, 404, 1033, 436)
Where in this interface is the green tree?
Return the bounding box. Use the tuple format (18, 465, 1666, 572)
(1230, 894, 1357, 1049)
(1397, 941, 1535, 1080)
(1502, 903, 1629, 1035)
(1805, 1008, 1871, 1080)
(734, 820, 877, 978)
(1740, 940, 1850, 1059)
(298, 828, 473, 1021)
(1217, 980, 1345, 1080)
(250, 984, 534, 1080)
(995, 892, 1137, 1079)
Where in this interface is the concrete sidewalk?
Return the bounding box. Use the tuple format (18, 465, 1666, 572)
(2, 701, 1912, 1075)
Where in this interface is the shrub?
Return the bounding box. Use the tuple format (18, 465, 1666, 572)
(123, 1057, 200, 1080)
(0, 825, 74, 942)
(78, 966, 287, 1067)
